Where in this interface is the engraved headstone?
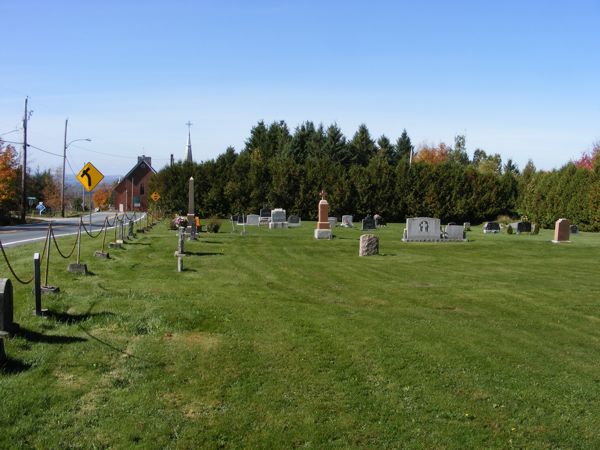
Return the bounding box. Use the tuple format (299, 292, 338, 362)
(359, 234, 379, 256)
(510, 221, 532, 234)
(483, 222, 500, 233)
(570, 224, 579, 234)
(341, 215, 353, 227)
(271, 208, 286, 223)
(403, 217, 442, 242)
(288, 215, 301, 227)
(445, 224, 466, 241)
(246, 214, 260, 226)
(552, 218, 570, 243)
(361, 215, 376, 231)
(328, 217, 337, 229)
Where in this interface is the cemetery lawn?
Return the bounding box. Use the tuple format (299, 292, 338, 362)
(2, 222, 600, 449)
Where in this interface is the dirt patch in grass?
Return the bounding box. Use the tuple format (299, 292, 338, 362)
(163, 331, 221, 351)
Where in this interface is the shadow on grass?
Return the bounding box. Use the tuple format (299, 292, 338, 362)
(126, 242, 151, 246)
(48, 310, 116, 325)
(201, 240, 224, 244)
(186, 251, 223, 256)
(77, 325, 166, 368)
(0, 357, 31, 374)
(16, 328, 87, 344)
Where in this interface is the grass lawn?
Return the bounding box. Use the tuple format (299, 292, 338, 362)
(1, 221, 600, 448)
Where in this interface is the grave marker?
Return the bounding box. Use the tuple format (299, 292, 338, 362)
(0, 278, 19, 334)
(314, 191, 332, 240)
(552, 218, 571, 243)
(359, 234, 379, 256)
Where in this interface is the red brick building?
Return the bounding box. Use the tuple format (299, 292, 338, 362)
(112, 156, 156, 212)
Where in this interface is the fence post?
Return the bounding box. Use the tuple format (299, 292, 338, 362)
(68, 219, 88, 274)
(34, 252, 50, 314)
(95, 218, 110, 258)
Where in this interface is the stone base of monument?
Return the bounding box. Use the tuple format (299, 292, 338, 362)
(94, 251, 110, 259)
(551, 240, 571, 244)
(67, 263, 88, 274)
(314, 229, 332, 240)
(359, 234, 379, 256)
(109, 242, 122, 249)
(41, 285, 60, 294)
(174, 251, 186, 257)
(269, 222, 288, 230)
(116, 239, 124, 245)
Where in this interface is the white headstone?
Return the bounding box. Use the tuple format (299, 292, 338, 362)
(328, 217, 337, 229)
(246, 214, 260, 226)
(341, 215, 353, 227)
(445, 224, 465, 241)
(403, 217, 441, 242)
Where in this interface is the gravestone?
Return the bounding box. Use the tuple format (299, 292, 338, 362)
(259, 207, 271, 226)
(361, 215, 376, 231)
(288, 215, 301, 227)
(445, 224, 466, 241)
(271, 208, 286, 223)
(269, 208, 288, 229)
(246, 214, 260, 226)
(0, 279, 19, 334)
(463, 222, 471, 231)
(314, 191, 332, 239)
(341, 215, 353, 227)
(511, 221, 532, 234)
(328, 217, 337, 229)
(128, 220, 135, 239)
(552, 218, 570, 243)
(570, 224, 579, 234)
(359, 234, 379, 256)
(403, 217, 442, 242)
(482, 222, 500, 233)
(187, 177, 197, 240)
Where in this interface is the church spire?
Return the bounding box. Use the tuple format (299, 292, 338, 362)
(185, 121, 193, 162)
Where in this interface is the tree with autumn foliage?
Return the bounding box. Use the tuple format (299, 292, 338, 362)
(0, 140, 19, 221)
(413, 142, 449, 165)
(92, 185, 113, 210)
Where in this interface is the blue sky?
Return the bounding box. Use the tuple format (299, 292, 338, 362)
(1, 0, 598, 175)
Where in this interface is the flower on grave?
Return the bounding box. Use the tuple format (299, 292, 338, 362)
(172, 216, 188, 228)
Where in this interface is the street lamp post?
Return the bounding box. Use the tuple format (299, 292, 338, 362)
(61, 118, 91, 217)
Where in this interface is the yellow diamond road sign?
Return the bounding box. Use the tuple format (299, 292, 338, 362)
(77, 162, 104, 192)
(151, 192, 161, 202)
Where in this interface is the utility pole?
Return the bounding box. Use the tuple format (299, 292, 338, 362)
(20, 97, 29, 222)
(61, 119, 68, 217)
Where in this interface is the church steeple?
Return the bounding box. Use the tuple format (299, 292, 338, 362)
(185, 121, 193, 162)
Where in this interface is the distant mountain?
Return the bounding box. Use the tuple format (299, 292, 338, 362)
(65, 174, 122, 187)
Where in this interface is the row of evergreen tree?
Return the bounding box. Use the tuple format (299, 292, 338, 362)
(149, 121, 600, 231)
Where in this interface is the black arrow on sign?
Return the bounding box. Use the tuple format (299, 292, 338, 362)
(80, 167, 92, 187)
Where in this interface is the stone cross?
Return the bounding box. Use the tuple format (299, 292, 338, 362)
(187, 177, 197, 240)
(320, 190, 327, 200)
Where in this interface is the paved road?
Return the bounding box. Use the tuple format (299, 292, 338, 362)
(0, 212, 146, 248)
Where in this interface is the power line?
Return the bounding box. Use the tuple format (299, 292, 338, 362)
(0, 129, 20, 136)
(28, 143, 63, 158)
(69, 143, 134, 160)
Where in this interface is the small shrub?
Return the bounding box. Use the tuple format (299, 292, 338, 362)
(507, 224, 514, 235)
(206, 216, 221, 233)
